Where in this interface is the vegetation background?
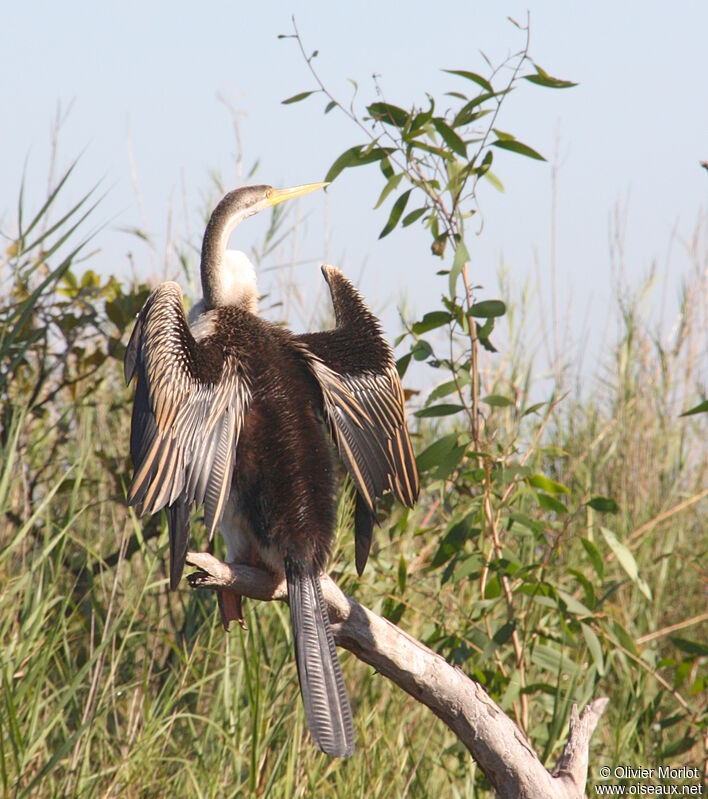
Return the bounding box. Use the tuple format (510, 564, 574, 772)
(1, 12, 707, 799)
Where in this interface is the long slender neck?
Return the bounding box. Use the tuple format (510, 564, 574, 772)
(200, 196, 247, 308)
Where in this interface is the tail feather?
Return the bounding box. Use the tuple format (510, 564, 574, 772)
(285, 557, 355, 757)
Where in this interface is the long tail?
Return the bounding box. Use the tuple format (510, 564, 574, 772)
(284, 557, 355, 757)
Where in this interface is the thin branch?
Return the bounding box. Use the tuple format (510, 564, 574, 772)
(289, 17, 367, 134)
(636, 612, 708, 645)
(628, 486, 708, 545)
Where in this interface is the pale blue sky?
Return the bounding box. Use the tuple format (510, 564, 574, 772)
(2, 1, 707, 380)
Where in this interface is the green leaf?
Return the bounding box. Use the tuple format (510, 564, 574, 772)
(612, 620, 639, 656)
(414, 404, 465, 418)
(324, 100, 337, 114)
(531, 643, 578, 676)
(661, 735, 697, 759)
(367, 101, 408, 127)
(429, 375, 469, 402)
(452, 92, 499, 127)
(477, 149, 493, 176)
(451, 553, 482, 583)
(411, 311, 451, 335)
(493, 128, 515, 141)
(601, 527, 652, 600)
(324, 145, 394, 183)
(482, 395, 514, 408)
(104, 298, 125, 329)
(409, 100, 435, 133)
(80, 268, 100, 288)
(557, 590, 592, 617)
(432, 118, 467, 158)
(532, 595, 557, 610)
(448, 239, 470, 296)
(374, 172, 405, 209)
(432, 514, 479, 568)
(397, 555, 407, 593)
(325, 146, 364, 183)
(492, 138, 546, 161)
(411, 339, 432, 361)
(469, 299, 506, 318)
(581, 623, 606, 676)
(395, 352, 412, 379)
(588, 495, 619, 513)
(522, 401, 546, 417)
(382, 599, 405, 624)
(492, 622, 515, 646)
(408, 140, 454, 160)
(434, 440, 469, 480)
(510, 512, 545, 536)
(528, 473, 569, 495)
(600, 528, 636, 577)
(580, 538, 604, 579)
(281, 90, 317, 105)
(379, 157, 394, 179)
(484, 170, 505, 192)
(475, 316, 495, 339)
(679, 399, 708, 417)
(379, 189, 412, 238)
(417, 433, 461, 472)
(536, 492, 567, 514)
(401, 207, 426, 227)
(671, 637, 708, 657)
(442, 69, 493, 93)
(569, 568, 596, 610)
(453, 107, 482, 128)
(524, 65, 577, 89)
(479, 335, 498, 354)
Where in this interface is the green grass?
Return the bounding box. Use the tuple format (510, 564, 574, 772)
(0, 164, 705, 797)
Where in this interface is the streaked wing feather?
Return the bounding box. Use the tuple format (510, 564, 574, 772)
(299, 268, 419, 511)
(354, 493, 375, 577)
(297, 265, 418, 575)
(166, 499, 191, 590)
(124, 282, 250, 586)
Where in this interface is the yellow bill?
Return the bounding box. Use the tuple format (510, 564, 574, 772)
(267, 182, 329, 207)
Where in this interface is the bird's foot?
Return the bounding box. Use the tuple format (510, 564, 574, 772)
(217, 589, 247, 631)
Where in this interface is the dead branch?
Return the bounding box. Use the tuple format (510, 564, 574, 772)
(186, 551, 607, 799)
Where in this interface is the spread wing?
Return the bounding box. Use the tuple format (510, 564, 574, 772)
(124, 281, 250, 588)
(297, 265, 418, 574)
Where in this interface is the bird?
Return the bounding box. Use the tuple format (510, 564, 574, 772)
(123, 183, 419, 757)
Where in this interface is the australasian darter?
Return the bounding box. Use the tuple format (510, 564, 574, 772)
(124, 183, 419, 757)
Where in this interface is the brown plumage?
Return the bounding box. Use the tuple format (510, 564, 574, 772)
(298, 267, 418, 574)
(124, 184, 418, 757)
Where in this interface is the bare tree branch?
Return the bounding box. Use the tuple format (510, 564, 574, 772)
(185, 551, 607, 799)
(553, 698, 610, 795)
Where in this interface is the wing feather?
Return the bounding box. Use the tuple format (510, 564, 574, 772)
(297, 265, 418, 573)
(124, 281, 251, 585)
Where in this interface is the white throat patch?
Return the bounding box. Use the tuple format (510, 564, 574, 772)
(220, 250, 258, 313)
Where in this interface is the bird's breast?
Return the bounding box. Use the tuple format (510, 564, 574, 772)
(216, 316, 338, 572)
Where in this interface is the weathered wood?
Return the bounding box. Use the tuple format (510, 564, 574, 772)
(186, 552, 607, 798)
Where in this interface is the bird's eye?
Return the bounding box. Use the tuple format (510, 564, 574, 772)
(265, 188, 273, 200)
